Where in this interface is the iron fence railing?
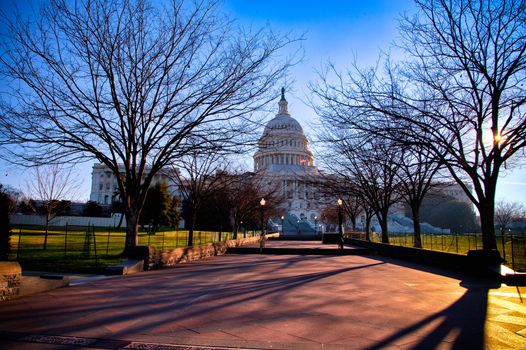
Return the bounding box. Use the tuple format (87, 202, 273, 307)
(9, 224, 260, 259)
(345, 231, 526, 272)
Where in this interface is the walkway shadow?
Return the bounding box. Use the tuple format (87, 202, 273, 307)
(367, 277, 500, 349)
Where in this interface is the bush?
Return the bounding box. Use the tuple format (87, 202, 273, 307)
(83, 200, 103, 217)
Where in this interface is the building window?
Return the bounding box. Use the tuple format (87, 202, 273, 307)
(99, 183, 103, 191)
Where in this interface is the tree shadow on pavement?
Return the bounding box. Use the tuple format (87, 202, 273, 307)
(367, 277, 500, 349)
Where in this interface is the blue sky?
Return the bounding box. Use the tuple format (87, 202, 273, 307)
(1, 0, 525, 207)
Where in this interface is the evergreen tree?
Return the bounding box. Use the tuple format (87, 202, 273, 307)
(167, 196, 181, 230)
(140, 182, 171, 234)
(0, 185, 13, 260)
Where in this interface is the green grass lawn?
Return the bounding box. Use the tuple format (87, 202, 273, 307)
(7, 226, 258, 273)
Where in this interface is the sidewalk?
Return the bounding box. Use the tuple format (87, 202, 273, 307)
(1, 247, 524, 349)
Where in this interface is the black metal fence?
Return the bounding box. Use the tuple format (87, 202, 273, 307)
(10, 225, 259, 259)
(346, 231, 526, 272)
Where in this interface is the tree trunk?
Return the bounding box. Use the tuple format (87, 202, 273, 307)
(479, 201, 497, 250)
(233, 216, 238, 240)
(43, 219, 50, 250)
(117, 213, 124, 228)
(43, 210, 52, 250)
(125, 211, 139, 253)
(378, 213, 389, 243)
(364, 218, 371, 241)
(350, 215, 356, 231)
(411, 206, 422, 248)
(187, 214, 196, 247)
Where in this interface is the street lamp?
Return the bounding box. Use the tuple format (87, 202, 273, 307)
(337, 198, 344, 250)
(314, 216, 318, 236)
(260, 198, 266, 252)
(281, 215, 285, 235)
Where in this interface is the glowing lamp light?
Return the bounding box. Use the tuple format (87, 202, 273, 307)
(260, 198, 266, 206)
(337, 198, 343, 206)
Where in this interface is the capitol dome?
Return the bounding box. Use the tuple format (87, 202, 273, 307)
(254, 88, 315, 172)
(263, 113, 303, 134)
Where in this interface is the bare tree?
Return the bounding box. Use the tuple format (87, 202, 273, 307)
(361, 201, 375, 241)
(222, 172, 270, 239)
(314, 174, 362, 231)
(495, 200, 525, 232)
(348, 140, 403, 243)
(26, 165, 79, 249)
(341, 194, 362, 232)
(317, 125, 403, 243)
(395, 146, 442, 248)
(169, 150, 226, 247)
(0, 0, 298, 252)
(311, 0, 526, 251)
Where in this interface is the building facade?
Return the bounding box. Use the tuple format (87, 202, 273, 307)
(90, 164, 174, 205)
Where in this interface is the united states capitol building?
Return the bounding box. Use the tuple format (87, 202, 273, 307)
(254, 89, 325, 234)
(88, 89, 472, 235)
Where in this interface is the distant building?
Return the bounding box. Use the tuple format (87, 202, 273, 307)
(438, 182, 473, 207)
(89, 164, 176, 205)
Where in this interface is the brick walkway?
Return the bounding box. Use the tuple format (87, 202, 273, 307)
(0, 244, 524, 349)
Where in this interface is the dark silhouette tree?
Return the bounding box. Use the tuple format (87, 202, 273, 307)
(83, 201, 103, 217)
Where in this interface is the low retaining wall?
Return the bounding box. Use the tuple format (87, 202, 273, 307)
(0, 262, 21, 302)
(143, 233, 279, 269)
(346, 238, 502, 278)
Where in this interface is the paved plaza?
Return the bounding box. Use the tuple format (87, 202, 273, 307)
(0, 242, 525, 349)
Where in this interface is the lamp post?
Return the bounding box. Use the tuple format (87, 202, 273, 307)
(314, 216, 318, 236)
(260, 198, 266, 252)
(337, 198, 344, 250)
(281, 215, 285, 235)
